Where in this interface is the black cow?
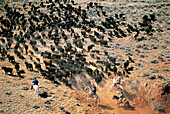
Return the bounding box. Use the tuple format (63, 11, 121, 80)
(87, 44, 95, 52)
(52, 54, 61, 59)
(44, 60, 52, 67)
(99, 40, 108, 47)
(14, 50, 21, 57)
(30, 40, 37, 46)
(124, 60, 129, 69)
(57, 46, 64, 53)
(24, 44, 28, 54)
(7, 54, 15, 63)
(110, 65, 117, 76)
(95, 76, 102, 83)
(0, 48, 7, 58)
(15, 63, 20, 72)
(40, 39, 46, 46)
(128, 56, 135, 63)
(6, 42, 11, 50)
(50, 45, 55, 52)
(14, 42, 20, 50)
(0, 38, 5, 44)
(33, 46, 38, 52)
(25, 61, 33, 71)
(29, 51, 34, 56)
(36, 58, 40, 62)
(17, 70, 25, 77)
(108, 56, 116, 64)
(97, 25, 106, 33)
(34, 62, 41, 71)
(2, 67, 13, 75)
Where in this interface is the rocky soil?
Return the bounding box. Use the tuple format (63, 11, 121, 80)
(0, 0, 169, 114)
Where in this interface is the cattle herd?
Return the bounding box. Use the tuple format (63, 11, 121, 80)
(0, 0, 168, 89)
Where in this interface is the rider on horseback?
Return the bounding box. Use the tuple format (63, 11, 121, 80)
(118, 91, 126, 103)
(85, 85, 100, 104)
(31, 78, 38, 89)
(32, 78, 38, 85)
(90, 86, 96, 97)
(111, 76, 121, 86)
(111, 75, 123, 90)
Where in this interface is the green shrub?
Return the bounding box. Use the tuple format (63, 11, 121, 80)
(22, 86, 29, 90)
(5, 92, 12, 96)
(33, 104, 40, 109)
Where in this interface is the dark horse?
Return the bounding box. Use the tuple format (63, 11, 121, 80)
(112, 95, 130, 107)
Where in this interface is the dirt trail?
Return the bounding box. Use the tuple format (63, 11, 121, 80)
(75, 74, 156, 114)
(93, 79, 156, 114)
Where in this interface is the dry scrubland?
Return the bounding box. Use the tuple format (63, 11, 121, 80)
(0, 0, 169, 113)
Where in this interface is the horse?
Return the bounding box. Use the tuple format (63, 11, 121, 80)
(84, 86, 100, 105)
(111, 76, 123, 91)
(112, 95, 130, 107)
(31, 84, 39, 97)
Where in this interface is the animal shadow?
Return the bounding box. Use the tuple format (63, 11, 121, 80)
(39, 92, 48, 98)
(119, 104, 135, 111)
(8, 74, 18, 77)
(98, 104, 114, 110)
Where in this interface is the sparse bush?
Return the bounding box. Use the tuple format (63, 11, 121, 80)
(150, 60, 159, 64)
(39, 92, 48, 98)
(0, 109, 3, 113)
(44, 100, 51, 104)
(44, 105, 52, 110)
(27, 78, 34, 80)
(7, 111, 11, 114)
(0, 0, 4, 4)
(149, 98, 155, 102)
(6, 81, 11, 83)
(20, 95, 24, 98)
(157, 75, 164, 79)
(163, 68, 169, 71)
(33, 104, 40, 109)
(13, 0, 19, 2)
(63, 109, 70, 114)
(142, 72, 149, 77)
(58, 97, 64, 101)
(149, 74, 156, 80)
(22, 86, 29, 90)
(154, 104, 165, 113)
(54, 84, 58, 87)
(63, 90, 67, 94)
(13, 83, 19, 87)
(5, 92, 12, 96)
(58, 105, 64, 110)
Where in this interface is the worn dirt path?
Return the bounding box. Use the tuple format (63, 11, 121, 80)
(88, 78, 157, 114)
